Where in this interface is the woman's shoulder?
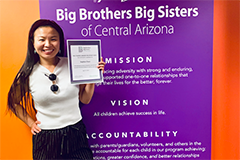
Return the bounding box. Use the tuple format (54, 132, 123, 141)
(58, 56, 68, 65)
(59, 56, 68, 61)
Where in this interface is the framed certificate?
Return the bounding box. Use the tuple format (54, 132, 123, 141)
(67, 39, 103, 84)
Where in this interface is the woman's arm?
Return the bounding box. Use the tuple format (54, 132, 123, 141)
(14, 105, 41, 135)
(8, 81, 41, 135)
(79, 83, 95, 104)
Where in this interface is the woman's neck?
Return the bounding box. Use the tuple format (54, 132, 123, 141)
(39, 57, 60, 73)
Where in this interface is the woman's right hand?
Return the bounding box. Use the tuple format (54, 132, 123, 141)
(30, 121, 41, 135)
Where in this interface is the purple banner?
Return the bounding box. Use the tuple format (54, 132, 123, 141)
(39, 0, 213, 159)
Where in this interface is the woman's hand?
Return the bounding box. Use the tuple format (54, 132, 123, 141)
(30, 121, 41, 135)
(97, 57, 106, 73)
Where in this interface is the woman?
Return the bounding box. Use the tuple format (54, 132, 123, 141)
(7, 19, 105, 159)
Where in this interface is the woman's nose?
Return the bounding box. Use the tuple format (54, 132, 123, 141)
(44, 40, 51, 47)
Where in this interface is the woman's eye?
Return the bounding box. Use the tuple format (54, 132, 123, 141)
(39, 39, 44, 41)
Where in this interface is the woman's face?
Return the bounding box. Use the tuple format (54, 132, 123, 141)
(33, 26, 60, 62)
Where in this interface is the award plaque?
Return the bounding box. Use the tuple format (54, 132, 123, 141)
(67, 39, 103, 84)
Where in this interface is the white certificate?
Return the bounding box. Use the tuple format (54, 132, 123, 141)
(67, 39, 103, 84)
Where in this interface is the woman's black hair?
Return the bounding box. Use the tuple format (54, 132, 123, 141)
(7, 19, 65, 117)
